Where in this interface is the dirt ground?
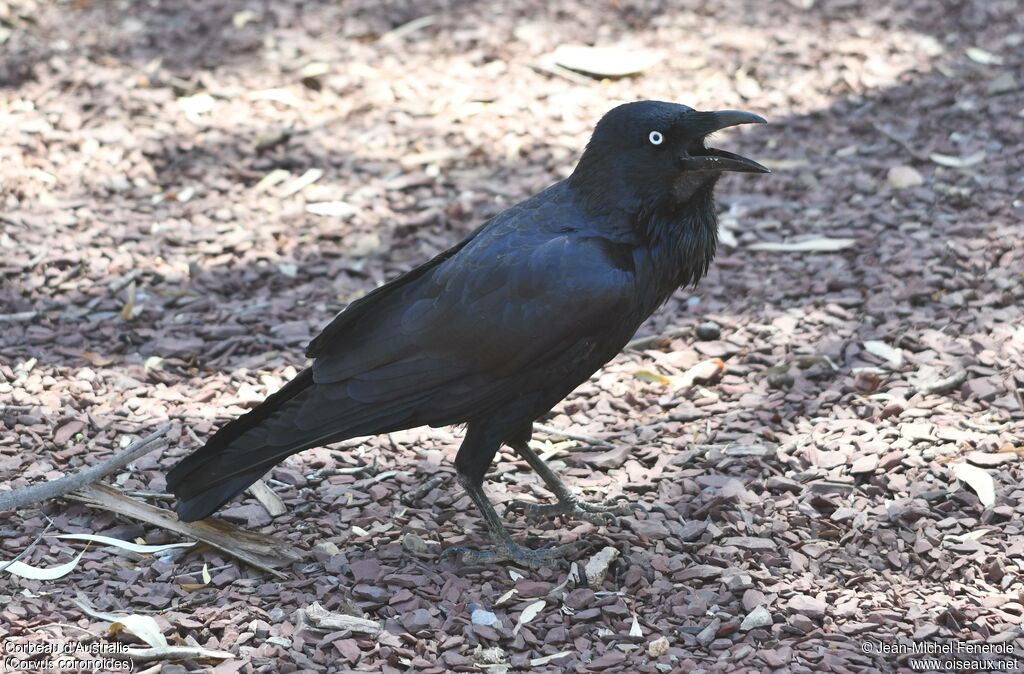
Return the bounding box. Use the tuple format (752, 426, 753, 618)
(2, 0, 1024, 672)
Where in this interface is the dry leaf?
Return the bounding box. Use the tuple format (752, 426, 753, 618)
(863, 340, 904, 367)
(513, 600, 545, 635)
(248, 88, 304, 107)
(177, 93, 216, 123)
(109, 614, 168, 648)
(966, 47, 1003, 65)
(529, 651, 573, 666)
(0, 550, 84, 580)
(747, 237, 857, 253)
(54, 534, 195, 554)
(670, 358, 725, 390)
(494, 588, 518, 606)
(120, 279, 136, 321)
(246, 479, 287, 516)
(928, 151, 985, 168)
(952, 463, 996, 508)
(887, 165, 924, 189)
(550, 44, 662, 78)
(633, 369, 671, 386)
(254, 169, 291, 193)
(278, 168, 324, 198)
(306, 201, 358, 218)
(232, 10, 258, 29)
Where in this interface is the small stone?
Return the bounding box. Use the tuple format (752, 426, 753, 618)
(678, 564, 724, 580)
(401, 532, 432, 554)
(766, 476, 801, 493)
(695, 321, 721, 341)
(471, 609, 501, 628)
(742, 589, 766, 612)
(741, 606, 773, 631)
(767, 371, 794, 389)
(647, 636, 670, 657)
(402, 608, 432, 633)
(761, 648, 790, 668)
(724, 572, 753, 591)
(962, 377, 1002, 401)
(315, 541, 340, 556)
(790, 614, 815, 633)
(696, 617, 721, 647)
(888, 165, 924, 188)
(721, 536, 774, 551)
(786, 594, 827, 620)
(967, 451, 1016, 467)
(678, 520, 707, 541)
(831, 507, 858, 522)
(850, 454, 879, 474)
(987, 72, 1019, 96)
(900, 422, 937, 442)
(584, 546, 620, 586)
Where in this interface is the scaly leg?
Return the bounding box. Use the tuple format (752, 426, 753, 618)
(443, 473, 589, 567)
(506, 440, 634, 526)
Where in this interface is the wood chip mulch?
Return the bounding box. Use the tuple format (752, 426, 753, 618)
(2, 0, 1023, 672)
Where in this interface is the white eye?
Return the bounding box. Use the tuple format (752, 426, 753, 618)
(648, 130, 664, 146)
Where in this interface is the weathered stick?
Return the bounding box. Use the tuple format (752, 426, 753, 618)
(0, 422, 172, 512)
(66, 484, 302, 578)
(0, 515, 54, 574)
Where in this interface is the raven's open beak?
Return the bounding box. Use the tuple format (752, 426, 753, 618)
(679, 110, 770, 174)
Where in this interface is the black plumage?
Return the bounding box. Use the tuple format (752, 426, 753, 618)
(166, 100, 768, 565)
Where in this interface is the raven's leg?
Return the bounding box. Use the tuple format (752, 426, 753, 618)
(506, 440, 633, 526)
(444, 473, 589, 567)
(443, 423, 588, 567)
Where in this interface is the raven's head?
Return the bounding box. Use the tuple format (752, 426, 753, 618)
(570, 100, 769, 212)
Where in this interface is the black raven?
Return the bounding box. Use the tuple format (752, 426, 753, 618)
(167, 101, 768, 566)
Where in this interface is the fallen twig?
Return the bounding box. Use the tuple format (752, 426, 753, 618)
(400, 474, 445, 505)
(246, 479, 287, 516)
(66, 484, 301, 578)
(0, 423, 172, 512)
(299, 601, 381, 636)
(0, 515, 54, 575)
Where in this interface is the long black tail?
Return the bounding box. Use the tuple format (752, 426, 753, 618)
(166, 368, 419, 521)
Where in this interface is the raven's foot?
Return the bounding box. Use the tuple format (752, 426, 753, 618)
(443, 539, 591, 568)
(508, 494, 634, 526)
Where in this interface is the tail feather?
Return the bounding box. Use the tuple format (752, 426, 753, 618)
(167, 368, 420, 521)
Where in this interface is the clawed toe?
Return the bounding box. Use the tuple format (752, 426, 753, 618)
(507, 495, 635, 525)
(443, 539, 591, 568)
